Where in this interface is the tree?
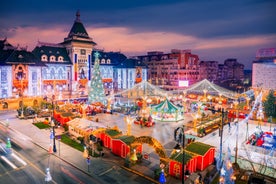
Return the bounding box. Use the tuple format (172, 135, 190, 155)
(263, 90, 276, 118)
(88, 52, 106, 105)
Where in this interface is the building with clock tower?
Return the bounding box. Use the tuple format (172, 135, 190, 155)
(61, 10, 97, 95)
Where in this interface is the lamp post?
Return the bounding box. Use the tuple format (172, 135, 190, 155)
(50, 95, 57, 153)
(20, 77, 24, 119)
(174, 125, 185, 184)
(208, 107, 228, 176)
(50, 120, 57, 153)
(233, 100, 239, 164)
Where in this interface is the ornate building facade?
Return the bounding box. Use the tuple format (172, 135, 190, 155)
(0, 11, 147, 99)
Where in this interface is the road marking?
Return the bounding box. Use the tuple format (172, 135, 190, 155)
(1, 155, 17, 169)
(60, 166, 84, 184)
(98, 166, 114, 176)
(11, 153, 27, 166)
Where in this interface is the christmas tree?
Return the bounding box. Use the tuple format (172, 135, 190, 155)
(88, 52, 106, 105)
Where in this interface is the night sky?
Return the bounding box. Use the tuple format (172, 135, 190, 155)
(1, 0, 276, 69)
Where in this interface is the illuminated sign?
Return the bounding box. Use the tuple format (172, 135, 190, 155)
(179, 80, 189, 87)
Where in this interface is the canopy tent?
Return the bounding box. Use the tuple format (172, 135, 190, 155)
(108, 80, 169, 99)
(172, 79, 239, 99)
(67, 118, 106, 138)
(150, 98, 183, 122)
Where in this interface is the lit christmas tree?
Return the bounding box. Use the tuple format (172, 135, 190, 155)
(88, 52, 106, 105)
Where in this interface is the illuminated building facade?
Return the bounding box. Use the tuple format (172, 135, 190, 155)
(252, 48, 276, 91)
(0, 11, 142, 99)
(135, 49, 199, 90)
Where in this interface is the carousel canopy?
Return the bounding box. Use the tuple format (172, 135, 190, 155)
(151, 98, 181, 113)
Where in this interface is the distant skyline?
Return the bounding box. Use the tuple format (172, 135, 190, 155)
(1, 0, 276, 69)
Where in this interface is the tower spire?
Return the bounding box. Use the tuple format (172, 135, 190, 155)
(76, 10, 80, 22)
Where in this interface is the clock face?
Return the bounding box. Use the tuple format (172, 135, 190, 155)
(81, 49, 86, 55)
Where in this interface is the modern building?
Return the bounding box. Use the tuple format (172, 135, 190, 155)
(199, 61, 218, 82)
(252, 48, 276, 91)
(135, 49, 199, 90)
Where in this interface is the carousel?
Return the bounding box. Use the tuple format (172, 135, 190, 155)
(150, 98, 183, 122)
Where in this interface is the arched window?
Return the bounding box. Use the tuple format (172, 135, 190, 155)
(101, 59, 105, 64)
(58, 68, 63, 79)
(107, 59, 111, 64)
(41, 54, 48, 61)
(50, 55, 56, 62)
(50, 68, 55, 79)
(58, 56, 64, 61)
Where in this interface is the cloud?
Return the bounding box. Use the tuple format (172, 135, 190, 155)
(4, 26, 67, 49)
(4, 25, 276, 56)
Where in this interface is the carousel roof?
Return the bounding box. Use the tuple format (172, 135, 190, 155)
(173, 79, 239, 99)
(151, 98, 180, 113)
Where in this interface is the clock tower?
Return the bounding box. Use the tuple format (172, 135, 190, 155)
(61, 10, 97, 94)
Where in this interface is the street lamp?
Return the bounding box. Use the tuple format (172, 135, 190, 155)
(208, 106, 228, 177)
(174, 125, 185, 184)
(233, 100, 239, 164)
(20, 77, 24, 119)
(50, 121, 57, 153)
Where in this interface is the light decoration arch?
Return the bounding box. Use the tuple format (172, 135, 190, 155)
(131, 136, 167, 159)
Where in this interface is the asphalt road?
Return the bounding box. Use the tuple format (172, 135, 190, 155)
(0, 111, 159, 184)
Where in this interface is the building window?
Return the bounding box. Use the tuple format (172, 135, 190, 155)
(81, 49, 86, 55)
(58, 68, 63, 79)
(50, 56, 56, 62)
(1, 71, 7, 82)
(173, 164, 180, 176)
(58, 56, 64, 61)
(41, 55, 48, 61)
(107, 59, 111, 64)
(32, 72, 37, 81)
(101, 59, 105, 64)
(50, 68, 55, 79)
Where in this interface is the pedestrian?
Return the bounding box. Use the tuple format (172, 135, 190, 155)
(228, 122, 231, 134)
(198, 173, 202, 183)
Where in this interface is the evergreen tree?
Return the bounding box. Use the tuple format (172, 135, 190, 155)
(88, 52, 106, 105)
(264, 90, 276, 118)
